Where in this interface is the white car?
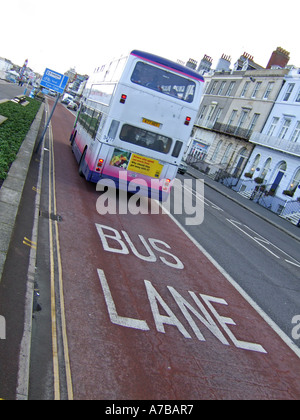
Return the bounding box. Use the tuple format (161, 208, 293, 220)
(67, 100, 78, 111)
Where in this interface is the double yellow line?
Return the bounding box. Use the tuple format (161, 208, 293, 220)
(47, 111, 73, 400)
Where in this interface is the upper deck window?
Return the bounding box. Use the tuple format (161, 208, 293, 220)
(131, 61, 196, 103)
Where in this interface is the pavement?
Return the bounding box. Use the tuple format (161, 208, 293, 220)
(0, 104, 299, 285)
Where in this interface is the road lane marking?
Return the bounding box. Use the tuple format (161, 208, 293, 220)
(159, 204, 300, 359)
(0, 315, 5, 339)
(95, 223, 184, 269)
(182, 183, 224, 211)
(285, 259, 300, 268)
(23, 237, 37, 249)
(48, 123, 60, 400)
(97, 268, 267, 353)
(48, 121, 74, 400)
(226, 219, 280, 258)
(227, 219, 300, 266)
(98, 269, 150, 331)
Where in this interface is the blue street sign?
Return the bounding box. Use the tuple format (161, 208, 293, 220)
(40, 68, 69, 94)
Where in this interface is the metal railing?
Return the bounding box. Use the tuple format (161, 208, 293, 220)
(280, 199, 300, 218)
(212, 122, 253, 140)
(250, 132, 300, 157)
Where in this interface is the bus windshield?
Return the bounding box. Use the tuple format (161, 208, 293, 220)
(131, 61, 196, 103)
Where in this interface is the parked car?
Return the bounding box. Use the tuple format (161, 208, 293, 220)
(177, 161, 188, 175)
(48, 90, 57, 97)
(61, 94, 74, 104)
(67, 100, 78, 111)
(5, 71, 19, 83)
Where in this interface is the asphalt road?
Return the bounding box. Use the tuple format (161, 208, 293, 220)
(0, 80, 28, 100)
(174, 174, 300, 345)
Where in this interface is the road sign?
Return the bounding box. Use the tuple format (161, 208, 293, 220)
(40, 68, 69, 94)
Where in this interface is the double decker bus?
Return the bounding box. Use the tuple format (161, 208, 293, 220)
(70, 50, 204, 201)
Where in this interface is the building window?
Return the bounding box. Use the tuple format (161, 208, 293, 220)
(214, 108, 223, 124)
(263, 82, 274, 99)
(227, 110, 237, 128)
(286, 168, 300, 196)
(221, 143, 233, 164)
(290, 121, 300, 142)
(206, 105, 216, 122)
(260, 158, 271, 180)
(226, 81, 236, 96)
(236, 109, 249, 132)
(283, 83, 295, 101)
(278, 118, 292, 139)
(240, 81, 250, 97)
(217, 81, 226, 95)
(267, 117, 279, 136)
(247, 113, 260, 133)
(247, 154, 261, 176)
(208, 81, 218, 94)
(251, 82, 262, 98)
(295, 89, 300, 102)
(211, 140, 223, 162)
(197, 105, 206, 124)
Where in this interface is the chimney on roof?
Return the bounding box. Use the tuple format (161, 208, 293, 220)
(266, 47, 290, 69)
(216, 54, 231, 71)
(197, 54, 213, 73)
(242, 52, 254, 61)
(186, 58, 198, 70)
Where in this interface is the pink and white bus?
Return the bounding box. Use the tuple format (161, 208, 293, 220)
(70, 50, 204, 201)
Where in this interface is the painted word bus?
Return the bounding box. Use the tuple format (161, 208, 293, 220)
(70, 50, 204, 200)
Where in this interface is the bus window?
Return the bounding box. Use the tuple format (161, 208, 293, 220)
(131, 61, 196, 103)
(171, 140, 183, 158)
(78, 105, 103, 139)
(89, 83, 115, 106)
(120, 124, 172, 154)
(108, 120, 120, 140)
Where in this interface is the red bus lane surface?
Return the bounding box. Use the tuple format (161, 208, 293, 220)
(50, 103, 300, 400)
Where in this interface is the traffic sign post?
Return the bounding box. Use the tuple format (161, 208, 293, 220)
(35, 68, 69, 153)
(40, 68, 69, 94)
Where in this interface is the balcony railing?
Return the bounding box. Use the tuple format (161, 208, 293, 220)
(202, 121, 254, 140)
(249, 132, 300, 157)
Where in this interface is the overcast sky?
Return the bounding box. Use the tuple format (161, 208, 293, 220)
(1, 0, 299, 76)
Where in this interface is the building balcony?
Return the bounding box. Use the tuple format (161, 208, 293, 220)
(249, 132, 300, 157)
(199, 120, 253, 140)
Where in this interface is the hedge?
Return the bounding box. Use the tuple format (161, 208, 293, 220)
(0, 98, 41, 181)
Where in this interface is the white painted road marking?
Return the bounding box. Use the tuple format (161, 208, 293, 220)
(97, 268, 267, 353)
(227, 219, 300, 266)
(95, 223, 184, 269)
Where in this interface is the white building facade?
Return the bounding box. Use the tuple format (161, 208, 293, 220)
(239, 68, 300, 222)
(186, 66, 289, 180)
